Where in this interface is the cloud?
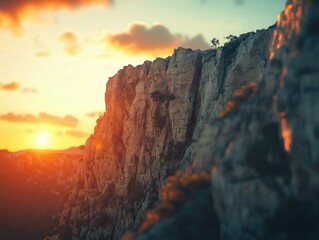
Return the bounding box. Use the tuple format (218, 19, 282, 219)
(35, 51, 51, 57)
(105, 22, 210, 56)
(0, 0, 113, 34)
(0, 81, 37, 93)
(22, 87, 37, 93)
(0, 82, 20, 91)
(85, 111, 104, 118)
(55, 130, 64, 136)
(182, 34, 211, 50)
(66, 130, 89, 138)
(54, 129, 89, 138)
(33, 36, 52, 58)
(0, 112, 78, 127)
(59, 31, 82, 56)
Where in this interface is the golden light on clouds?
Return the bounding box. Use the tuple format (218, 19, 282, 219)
(35, 51, 51, 57)
(0, 82, 20, 91)
(59, 31, 82, 56)
(66, 130, 89, 138)
(0, 112, 78, 127)
(0, 82, 37, 93)
(106, 22, 210, 57)
(85, 111, 104, 118)
(0, 0, 112, 33)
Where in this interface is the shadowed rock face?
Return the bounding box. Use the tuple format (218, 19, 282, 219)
(133, 0, 319, 240)
(58, 28, 273, 240)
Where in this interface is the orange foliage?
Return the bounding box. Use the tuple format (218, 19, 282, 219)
(279, 112, 292, 152)
(219, 82, 257, 118)
(269, 0, 304, 151)
(136, 169, 210, 234)
(121, 232, 136, 240)
(270, 0, 303, 59)
(224, 142, 234, 156)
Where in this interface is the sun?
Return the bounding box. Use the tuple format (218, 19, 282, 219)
(35, 132, 50, 148)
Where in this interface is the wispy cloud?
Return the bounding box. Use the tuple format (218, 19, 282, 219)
(85, 111, 104, 118)
(22, 87, 37, 93)
(0, 81, 37, 93)
(54, 129, 89, 138)
(35, 51, 51, 58)
(66, 130, 89, 138)
(0, 0, 113, 34)
(0, 82, 20, 91)
(59, 31, 82, 56)
(55, 130, 64, 136)
(0, 112, 78, 127)
(104, 22, 210, 56)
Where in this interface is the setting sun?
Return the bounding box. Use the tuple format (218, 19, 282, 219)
(35, 132, 50, 148)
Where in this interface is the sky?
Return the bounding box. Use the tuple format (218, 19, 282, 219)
(0, 0, 286, 151)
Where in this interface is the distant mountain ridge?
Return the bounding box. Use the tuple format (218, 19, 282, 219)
(6, 147, 84, 156)
(0, 148, 83, 240)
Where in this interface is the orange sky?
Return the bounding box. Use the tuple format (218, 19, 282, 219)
(0, 0, 110, 34)
(0, 0, 285, 151)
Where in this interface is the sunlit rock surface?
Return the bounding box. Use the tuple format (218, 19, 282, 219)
(134, 0, 319, 239)
(58, 28, 272, 240)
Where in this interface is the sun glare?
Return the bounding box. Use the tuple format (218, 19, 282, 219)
(35, 132, 50, 148)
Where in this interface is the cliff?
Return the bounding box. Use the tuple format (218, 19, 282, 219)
(58, 26, 273, 239)
(128, 0, 319, 239)
(56, 1, 319, 239)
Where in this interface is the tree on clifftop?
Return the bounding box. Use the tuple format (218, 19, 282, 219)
(210, 38, 220, 49)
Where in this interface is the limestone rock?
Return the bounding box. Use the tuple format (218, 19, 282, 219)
(58, 28, 272, 240)
(135, 0, 319, 240)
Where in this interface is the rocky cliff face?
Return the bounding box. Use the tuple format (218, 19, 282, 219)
(130, 0, 319, 239)
(58, 27, 273, 239)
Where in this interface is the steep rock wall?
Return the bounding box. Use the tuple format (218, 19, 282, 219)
(134, 0, 319, 240)
(58, 28, 273, 240)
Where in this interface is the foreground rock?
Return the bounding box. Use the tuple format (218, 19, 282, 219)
(133, 0, 319, 239)
(58, 27, 272, 239)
